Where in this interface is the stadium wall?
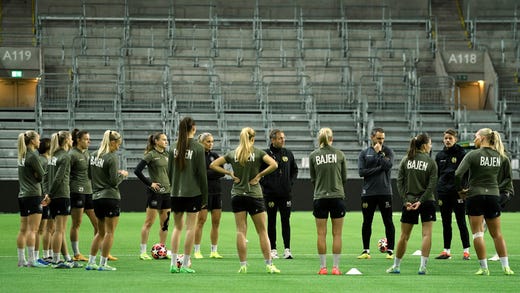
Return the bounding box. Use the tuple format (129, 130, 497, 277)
(1, 179, 519, 213)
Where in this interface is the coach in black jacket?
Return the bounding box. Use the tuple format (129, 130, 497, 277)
(260, 129, 298, 259)
(434, 128, 470, 260)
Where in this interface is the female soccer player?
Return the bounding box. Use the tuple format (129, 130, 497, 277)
(387, 133, 437, 275)
(168, 117, 208, 273)
(85, 130, 128, 271)
(16, 130, 47, 268)
(36, 138, 52, 264)
(43, 131, 80, 268)
(455, 128, 514, 275)
(135, 132, 171, 260)
(69, 129, 98, 262)
(309, 128, 347, 275)
(210, 127, 279, 274)
(193, 132, 225, 259)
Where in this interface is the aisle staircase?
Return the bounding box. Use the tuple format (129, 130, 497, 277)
(431, 0, 471, 49)
(0, 0, 34, 46)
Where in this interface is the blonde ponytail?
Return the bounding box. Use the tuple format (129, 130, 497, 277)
(317, 128, 332, 148)
(235, 127, 255, 165)
(96, 130, 121, 159)
(17, 131, 38, 163)
(478, 128, 506, 157)
(492, 131, 505, 157)
(49, 131, 71, 156)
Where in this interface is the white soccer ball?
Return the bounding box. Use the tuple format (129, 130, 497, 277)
(151, 243, 168, 259)
(377, 238, 388, 253)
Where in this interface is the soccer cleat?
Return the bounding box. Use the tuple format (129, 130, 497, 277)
(435, 251, 451, 259)
(17, 260, 28, 267)
(270, 249, 279, 259)
(283, 248, 293, 259)
(139, 253, 152, 260)
(66, 260, 83, 268)
(193, 251, 203, 259)
(37, 258, 50, 266)
(318, 267, 328, 275)
(179, 267, 196, 273)
(462, 252, 470, 260)
(28, 261, 49, 268)
(503, 266, 515, 275)
(210, 251, 223, 259)
(266, 264, 281, 274)
(331, 267, 341, 275)
(53, 261, 72, 269)
(43, 257, 53, 263)
(386, 251, 394, 260)
(85, 263, 99, 271)
(357, 251, 371, 259)
(418, 266, 427, 275)
(107, 254, 118, 261)
(73, 253, 88, 262)
(238, 265, 248, 274)
(488, 254, 500, 261)
(98, 264, 117, 271)
(169, 265, 180, 273)
(475, 268, 490, 276)
(386, 265, 400, 274)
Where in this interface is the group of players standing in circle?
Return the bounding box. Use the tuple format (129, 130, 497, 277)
(16, 129, 121, 270)
(15, 116, 514, 275)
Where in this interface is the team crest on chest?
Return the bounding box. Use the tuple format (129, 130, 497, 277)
(451, 157, 457, 164)
(282, 156, 288, 162)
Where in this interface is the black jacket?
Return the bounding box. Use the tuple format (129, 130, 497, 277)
(260, 144, 298, 197)
(435, 143, 466, 196)
(204, 150, 225, 195)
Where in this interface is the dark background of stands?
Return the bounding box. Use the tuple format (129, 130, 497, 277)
(1, 179, 519, 213)
(1, 1, 520, 213)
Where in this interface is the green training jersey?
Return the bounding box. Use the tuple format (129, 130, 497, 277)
(144, 149, 171, 193)
(69, 147, 93, 194)
(455, 147, 507, 197)
(224, 147, 267, 199)
(18, 149, 45, 198)
(38, 155, 49, 195)
(46, 148, 71, 199)
(309, 145, 347, 200)
(397, 152, 438, 203)
(498, 155, 513, 195)
(90, 151, 125, 200)
(168, 138, 208, 204)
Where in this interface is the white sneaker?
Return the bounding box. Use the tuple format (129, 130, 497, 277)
(270, 249, 279, 259)
(489, 254, 500, 261)
(283, 248, 293, 259)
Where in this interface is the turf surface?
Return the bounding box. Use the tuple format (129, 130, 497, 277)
(1, 211, 518, 292)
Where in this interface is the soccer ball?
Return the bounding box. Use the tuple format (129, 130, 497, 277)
(151, 243, 168, 259)
(377, 238, 388, 253)
(176, 254, 192, 268)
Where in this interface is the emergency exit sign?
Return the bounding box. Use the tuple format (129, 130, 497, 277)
(455, 74, 468, 81)
(11, 70, 22, 78)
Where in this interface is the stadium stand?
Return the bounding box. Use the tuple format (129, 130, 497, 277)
(0, 0, 519, 182)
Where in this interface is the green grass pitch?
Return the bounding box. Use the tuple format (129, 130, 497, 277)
(0, 211, 518, 292)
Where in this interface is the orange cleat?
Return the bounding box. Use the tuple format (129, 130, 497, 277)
(318, 267, 328, 275)
(331, 267, 341, 275)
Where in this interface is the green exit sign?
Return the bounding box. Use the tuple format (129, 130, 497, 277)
(11, 70, 22, 78)
(455, 74, 467, 81)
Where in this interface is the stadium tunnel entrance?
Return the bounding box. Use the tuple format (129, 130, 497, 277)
(0, 77, 38, 108)
(456, 80, 485, 110)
